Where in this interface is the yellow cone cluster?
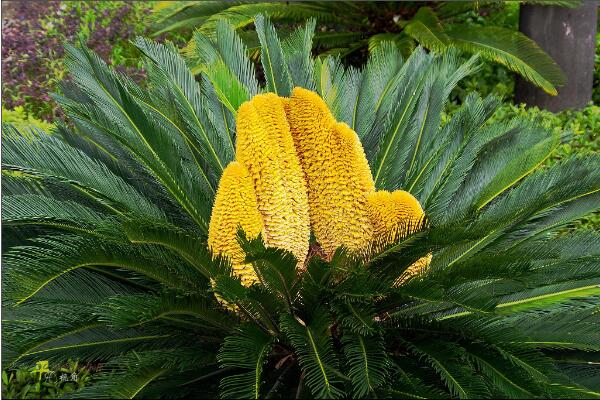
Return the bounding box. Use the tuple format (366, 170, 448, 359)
(286, 88, 375, 256)
(236, 94, 310, 266)
(207, 162, 264, 287)
(208, 87, 431, 290)
(286, 87, 428, 262)
(366, 190, 425, 249)
(209, 94, 310, 287)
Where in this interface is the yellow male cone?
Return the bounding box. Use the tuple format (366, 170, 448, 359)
(286, 87, 374, 257)
(366, 190, 425, 243)
(236, 93, 311, 267)
(285, 87, 431, 278)
(366, 190, 431, 283)
(208, 162, 264, 287)
(209, 88, 431, 291)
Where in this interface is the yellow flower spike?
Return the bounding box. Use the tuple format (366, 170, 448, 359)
(287, 87, 375, 257)
(366, 190, 432, 283)
(235, 93, 311, 267)
(366, 190, 425, 240)
(396, 253, 432, 285)
(208, 162, 264, 287)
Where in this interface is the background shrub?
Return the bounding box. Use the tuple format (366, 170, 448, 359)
(2, 107, 53, 133)
(1, 1, 151, 122)
(488, 103, 600, 229)
(594, 33, 600, 104)
(2, 360, 92, 399)
(489, 103, 599, 162)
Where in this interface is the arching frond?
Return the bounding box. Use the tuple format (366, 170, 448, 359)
(280, 309, 345, 399)
(217, 324, 274, 399)
(445, 26, 566, 95)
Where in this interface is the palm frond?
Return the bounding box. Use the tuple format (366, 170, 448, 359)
(193, 19, 259, 113)
(342, 332, 389, 398)
(71, 349, 214, 399)
(445, 26, 566, 95)
(282, 18, 316, 91)
(217, 324, 274, 399)
(59, 42, 215, 232)
(404, 339, 490, 399)
(404, 7, 449, 53)
(280, 309, 345, 399)
(254, 14, 292, 96)
(3, 235, 204, 305)
(2, 129, 164, 220)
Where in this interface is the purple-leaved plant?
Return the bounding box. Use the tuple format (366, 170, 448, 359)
(2, 1, 151, 122)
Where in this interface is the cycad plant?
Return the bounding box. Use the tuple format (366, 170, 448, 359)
(152, 1, 569, 95)
(3, 15, 600, 399)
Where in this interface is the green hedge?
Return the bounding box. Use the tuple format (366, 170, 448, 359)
(488, 102, 599, 229)
(2, 107, 53, 132)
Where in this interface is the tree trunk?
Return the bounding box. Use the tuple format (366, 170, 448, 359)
(515, 2, 598, 112)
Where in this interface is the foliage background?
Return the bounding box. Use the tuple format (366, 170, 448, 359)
(1, 1, 152, 121)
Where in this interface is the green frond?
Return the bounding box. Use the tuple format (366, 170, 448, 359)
(151, 1, 234, 37)
(280, 309, 345, 399)
(506, 297, 600, 352)
(282, 18, 316, 91)
(193, 19, 259, 112)
(59, 42, 215, 231)
(97, 292, 234, 332)
(342, 332, 389, 398)
(12, 324, 175, 365)
(445, 26, 565, 95)
(2, 194, 122, 239)
(477, 155, 600, 236)
(404, 339, 490, 399)
(180, 2, 337, 63)
(369, 48, 480, 190)
(313, 55, 353, 123)
(387, 365, 450, 399)
(122, 219, 213, 278)
(368, 33, 415, 59)
(4, 271, 121, 366)
(71, 349, 214, 399)
(217, 324, 274, 399)
(254, 14, 292, 96)
(404, 7, 449, 53)
(435, 118, 562, 223)
(134, 36, 235, 170)
(239, 233, 300, 311)
(350, 41, 404, 140)
(3, 235, 205, 305)
(464, 343, 538, 398)
(193, 2, 335, 35)
(2, 129, 164, 220)
(333, 300, 377, 336)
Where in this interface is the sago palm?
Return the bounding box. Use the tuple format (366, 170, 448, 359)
(3, 15, 600, 399)
(151, 1, 570, 95)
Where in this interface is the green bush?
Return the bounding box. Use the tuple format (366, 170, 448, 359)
(2, 107, 53, 133)
(488, 103, 599, 162)
(453, 61, 515, 102)
(2, 1, 152, 121)
(3, 17, 600, 397)
(487, 103, 600, 229)
(2, 360, 91, 399)
(593, 33, 600, 104)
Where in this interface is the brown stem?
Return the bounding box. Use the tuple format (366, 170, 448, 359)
(295, 371, 305, 399)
